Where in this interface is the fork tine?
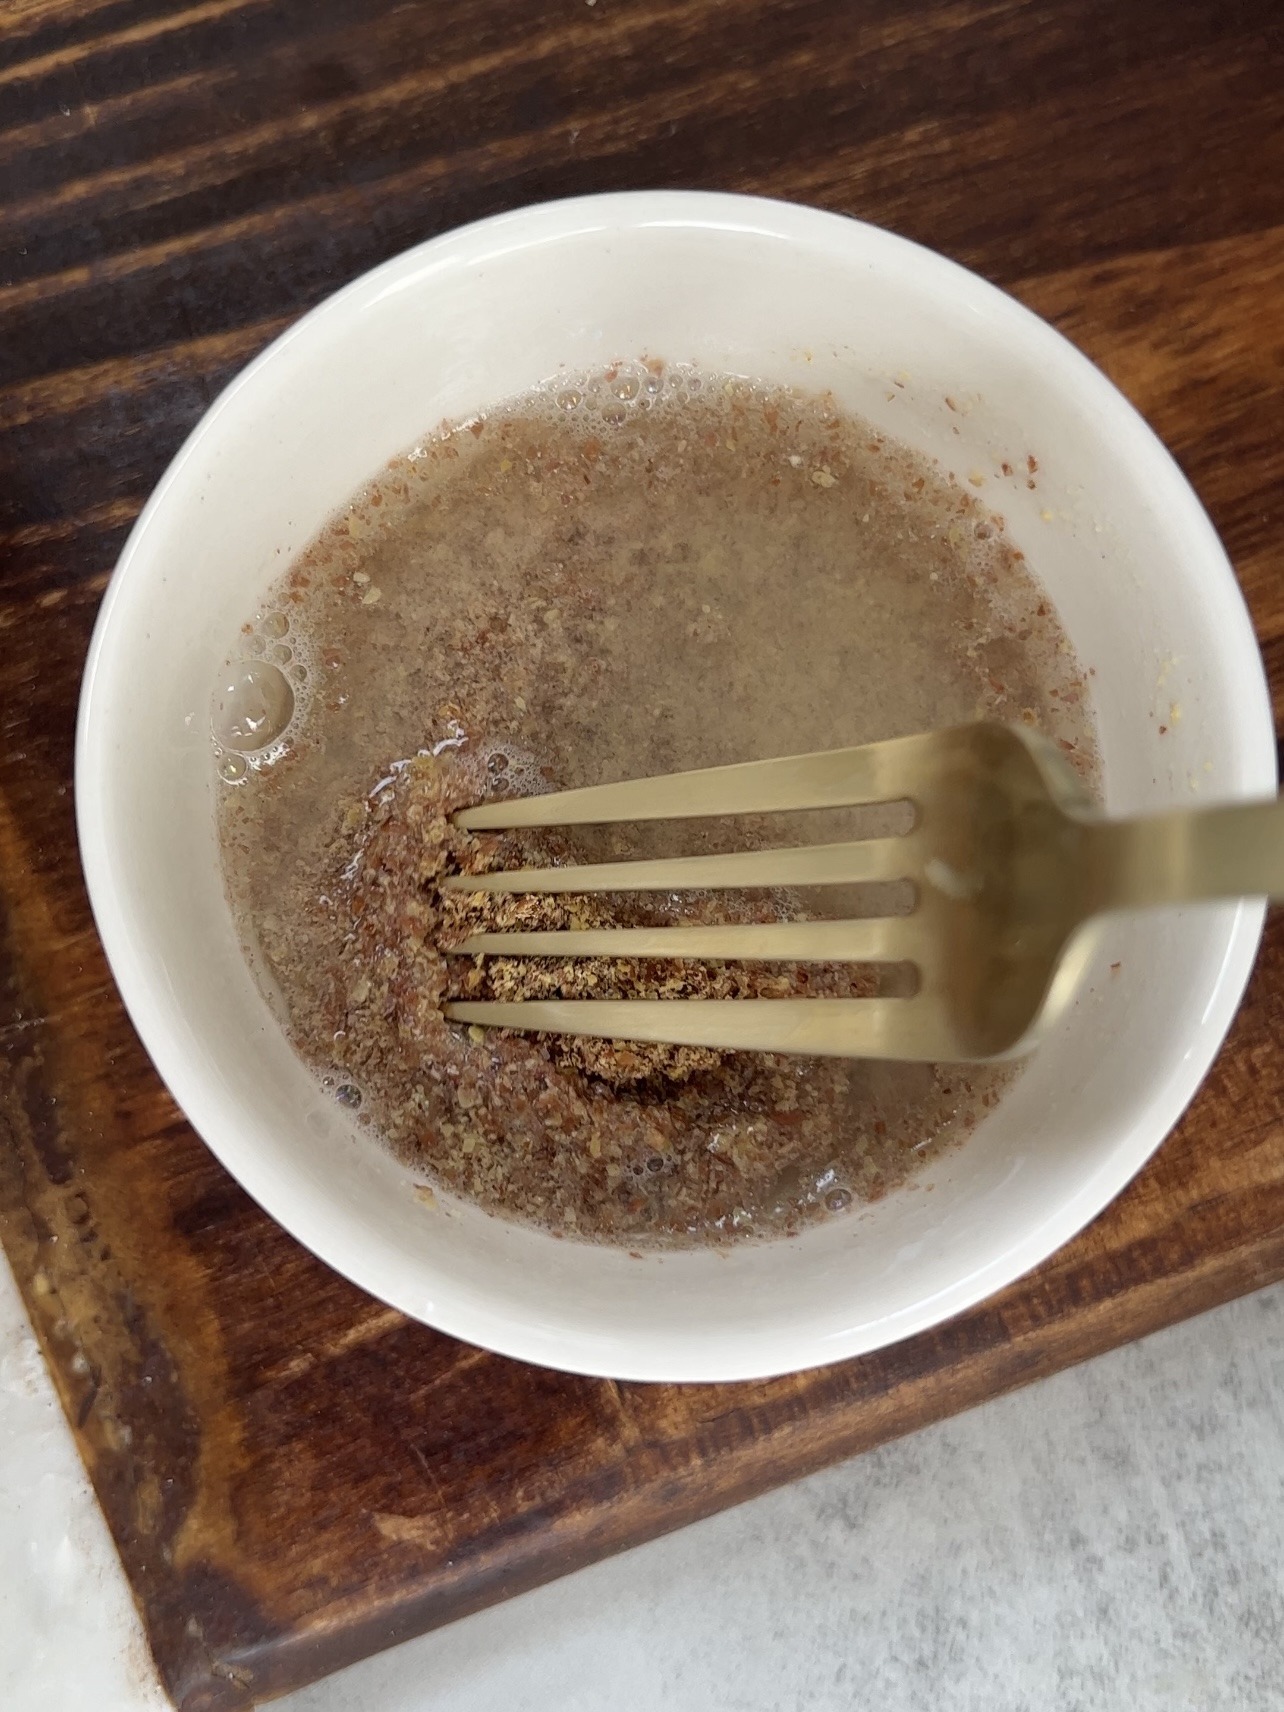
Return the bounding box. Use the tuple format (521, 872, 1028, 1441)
(451, 917, 921, 962)
(443, 997, 949, 1060)
(441, 837, 913, 894)
(454, 733, 933, 830)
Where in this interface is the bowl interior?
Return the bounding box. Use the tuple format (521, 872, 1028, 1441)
(77, 194, 1274, 1381)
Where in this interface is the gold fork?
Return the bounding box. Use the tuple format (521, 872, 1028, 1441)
(442, 723, 1283, 1061)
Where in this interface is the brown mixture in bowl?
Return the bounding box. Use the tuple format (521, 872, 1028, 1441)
(215, 362, 1097, 1245)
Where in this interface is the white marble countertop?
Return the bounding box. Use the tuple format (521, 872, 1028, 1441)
(3, 1250, 1282, 1712)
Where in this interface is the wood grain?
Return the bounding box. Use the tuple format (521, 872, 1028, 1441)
(2, 2, 1282, 1707)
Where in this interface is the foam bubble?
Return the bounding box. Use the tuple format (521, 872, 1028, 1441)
(213, 660, 295, 752)
(218, 603, 320, 779)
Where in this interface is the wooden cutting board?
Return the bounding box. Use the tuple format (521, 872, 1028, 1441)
(2, 1, 1282, 1707)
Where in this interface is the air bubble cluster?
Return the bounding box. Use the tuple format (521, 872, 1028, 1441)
(477, 741, 543, 800)
(212, 606, 314, 783)
(531, 360, 737, 438)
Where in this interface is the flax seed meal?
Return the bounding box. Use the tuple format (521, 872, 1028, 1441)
(213, 362, 1097, 1247)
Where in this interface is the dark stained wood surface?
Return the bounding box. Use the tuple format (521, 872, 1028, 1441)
(2, 2, 1283, 1707)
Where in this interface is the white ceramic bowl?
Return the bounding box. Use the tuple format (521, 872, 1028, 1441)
(77, 192, 1275, 1382)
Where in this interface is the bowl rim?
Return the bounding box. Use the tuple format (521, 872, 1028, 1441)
(76, 190, 1277, 1381)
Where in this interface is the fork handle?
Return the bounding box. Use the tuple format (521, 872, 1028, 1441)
(1086, 797, 1284, 912)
